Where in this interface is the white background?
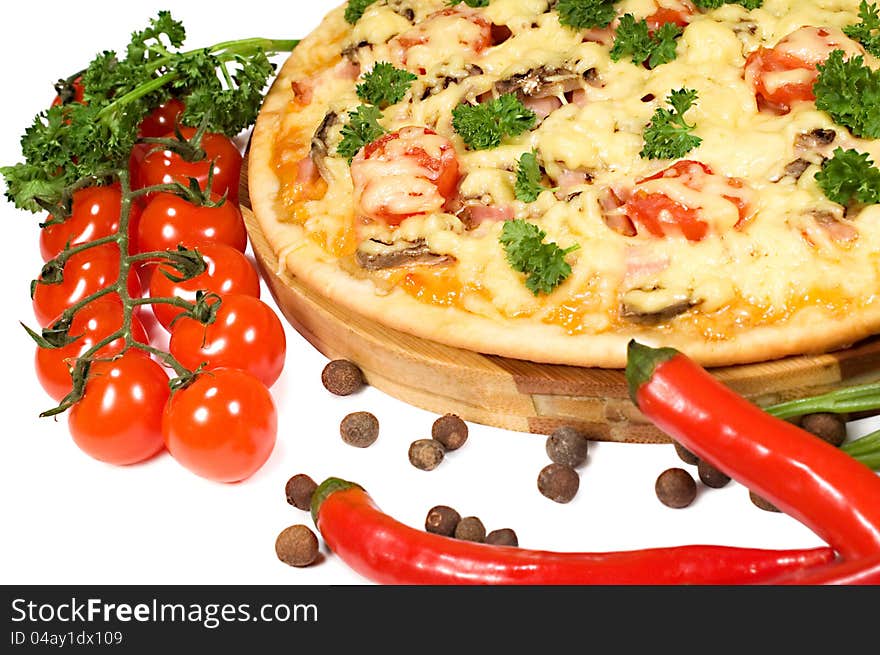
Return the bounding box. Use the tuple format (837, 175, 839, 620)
(0, 0, 875, 586)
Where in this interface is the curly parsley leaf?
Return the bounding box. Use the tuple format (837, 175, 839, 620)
(640, 88, 702, 160)
(555, 0, 617, 30)
(345, 0, 379, 24)
(814, 50, 880, 139)
(844, 1, 880, 58)
(514, 150, 550, 203)
(336, 105, 387, 163)
(452, 94, 536, 150)
(692, 0, 763, 9)
(815, 148, 880, 205)
(356, 62, 417, 108)
(448, 0, 490, 7)
(610, 14, 682, 68)
(500, 219, 579, 295)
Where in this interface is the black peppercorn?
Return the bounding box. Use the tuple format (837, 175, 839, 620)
(545, 426, 589, 468)
(285, 473, 318, 511)
(321, 359, 365, 396)
(655, 468, 697, 508)
(409, 439, 445, 471)
(485, 528, 519, 547)
(454, 516, 486, 542)
(800, 413, 847, 447)
(697, 460, 731, 489)
(275, 525, 320, 567)
(749, 490, 782, 513)
(339, 411, 379, 448)
(537, 463, 580, 503)
(673, 440, 699, 465)
(425, 505, 461, 536)
(432, 414, 468, 451)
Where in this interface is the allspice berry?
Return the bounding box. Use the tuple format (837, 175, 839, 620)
(486, 528, 519, 547)
(432, 414, 468, 451)
(409, 439, 445, 471)
(275, 525, 320, 568)
(800, 413, 847, 447)
(425, 505, 461, 537)
(285, 473, 318, 511)
(673, 440, 700, 465)
(321, 359, 365, 396)
(697, 460, 731, 489)
(454, 516, 486, 543)
(340, 411, 379, 448)
(655, 468, 697, 508)
(545, 426, 589, 468)
(749, 490, 782, 513)
(537, 463, 580, 503)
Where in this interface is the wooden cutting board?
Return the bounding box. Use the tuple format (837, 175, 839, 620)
(239, 173, 880, 444)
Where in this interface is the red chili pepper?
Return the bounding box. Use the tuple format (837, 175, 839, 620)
(770, 552, 880, 585)
(626, 340, 880, 562)
(311, 478, 834, 585)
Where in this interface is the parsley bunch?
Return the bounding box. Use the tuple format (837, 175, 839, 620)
(452, 95, 536, 150)
(449, 0, 491, 7)
(2, 11, 298, 214)
(610, 14, 682, 68)
(555, 0, 618, 30)
(844, 1, 880, 58)
(640, 89, 702, 160)
(500, 219, 579, 295)
(814, 51, 880, 139)
(815, 148, 880, 206)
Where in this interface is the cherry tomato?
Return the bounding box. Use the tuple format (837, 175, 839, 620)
(35, 296, 149, 402)
(149, 243, 261, 331)
(351, 127, 460, 227)
(39, 185, 141, 261)
(646, 1, 695, 32)
(129, 126, 242, 203)
(169, 294, 286, 387)
(32, 243, 142, 327)
(162, 368, 277, 483)
(619, 161, 752, 241)
(138, 98, 186, 138)
(51, 76, 84, 107)
(68, 350, 169, 466)
(137, 192, 247, 255)
(744, 26, 864, 113)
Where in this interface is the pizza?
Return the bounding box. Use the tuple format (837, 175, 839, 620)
(248, 0, 880, 368)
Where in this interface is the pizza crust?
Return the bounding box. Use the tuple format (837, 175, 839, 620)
(249, 2, 880, 368)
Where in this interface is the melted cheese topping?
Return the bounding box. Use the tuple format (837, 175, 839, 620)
(273, 0, 880, 338)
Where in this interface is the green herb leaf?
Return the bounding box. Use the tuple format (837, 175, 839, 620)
(814, 50, 880, 139)
(815, 147, 880, 205)
(336, 105, 387, 163)
(555, 0, 617, 30)
(448, 0, 490, 7)
(844, 1, 880, 58)
(640, 88, 702, 160)
(692, 0, 763, 10)
(452, 94, 536, 151)
(345, 0, 379, 24)
(500, 219, 579, 295)
(514, 150, 549, 203)
(610, 14, 682, 68)
(356, 62, 417, 108)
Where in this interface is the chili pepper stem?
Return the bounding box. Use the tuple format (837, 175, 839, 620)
(311, 477, 361, 524)
(625, 340, 679, 403)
